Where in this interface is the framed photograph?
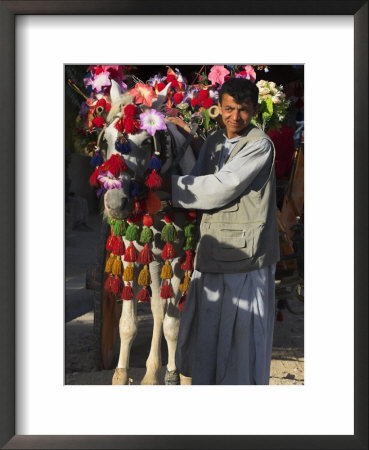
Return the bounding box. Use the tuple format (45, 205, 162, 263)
(1, 1, 367, 449)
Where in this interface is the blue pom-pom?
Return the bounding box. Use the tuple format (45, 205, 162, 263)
(129, 180, 140, 197)
(90, 151, 103, 167)
(115, 136, 131, 154)
(149, 155, 162, 170)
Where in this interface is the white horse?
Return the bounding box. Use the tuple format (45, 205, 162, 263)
(97, 80, 197, 385)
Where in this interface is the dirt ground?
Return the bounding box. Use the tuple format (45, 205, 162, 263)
(65, 289, 304, 386)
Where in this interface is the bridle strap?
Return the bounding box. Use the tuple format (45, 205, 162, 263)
(168, 122, 198, 174)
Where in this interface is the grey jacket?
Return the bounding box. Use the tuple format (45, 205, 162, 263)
(193, 125, 280, 273)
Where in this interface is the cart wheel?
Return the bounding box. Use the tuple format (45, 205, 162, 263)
(93, 218, 122, 370)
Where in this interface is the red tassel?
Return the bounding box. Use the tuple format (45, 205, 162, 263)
(104, 274, 114, 293)
(121, 282, 134, 300)
(178, 293, 187, 311)
(164, 211, 175, 223)
(127, 211, 144, 224)
(162, 242, 175, 260)
(137, 286, 151, 303)
(146, 190, 162, 214)
(138, 243, 153, 264)
(110, 275, 123, 295)
(112, 236, 125, 255)
(124, 242, 137, 262)
(100, 154, 128, 177)
(180, 250, 194, 271)
(132, 197, 143, 215)
(89, 168, 100, 187)
(160, 280, 174, 299)
(276, 310, 284, 322)
(143, 214, 154, 227)
(186, 210, 197, 222)
(105, 233, 115, 252)
(145, 169, 162, 189)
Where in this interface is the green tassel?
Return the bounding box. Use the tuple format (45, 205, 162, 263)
(125, 222, 139, 242)
(112, 219, 126, 236)
(161, 222, 177, 243)
(183, 236, 196, 250)
(140, 226, 154, 244)
(184, 223, 196, 237)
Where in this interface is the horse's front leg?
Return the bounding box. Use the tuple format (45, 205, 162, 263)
(112, 298, 138, 385)
(141, 260, 165, 385)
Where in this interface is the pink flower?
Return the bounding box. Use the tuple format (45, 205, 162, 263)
(129, 83, 157, 107)
(139, 109, 167, 136)
(208, 65, 230, 86)
(91, 71, 111, 91)
(97, 171, 122, 190)
(243, 65, 256, 83)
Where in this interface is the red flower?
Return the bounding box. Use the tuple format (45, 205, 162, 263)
(114, 117, 124, 132)
(123, 116, 140, 134)
(173, 92, 184, 104)
(198, 89, 209, 101)
(201, 97, 213, 109)
(166, 74, 176, 82)
(95, 98, 111, 113)
(124, 104, 137, 117)
(92, 116, 105, 128)
(191, 97, 200, 107)
(170, 80, 179, 89)
(157, 82, 166, 92)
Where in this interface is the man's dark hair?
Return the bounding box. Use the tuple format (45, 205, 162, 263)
(219, 77, 259, 107)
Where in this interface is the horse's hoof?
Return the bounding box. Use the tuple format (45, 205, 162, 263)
(180, 373, 192, 385)
(112, 368, 128, 385)
(164, 369, 180, 385)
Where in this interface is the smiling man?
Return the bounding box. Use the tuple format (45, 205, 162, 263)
(171, 77, 280, 385)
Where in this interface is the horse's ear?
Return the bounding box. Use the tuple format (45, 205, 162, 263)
(110, 79, 122, 103)
(152, 82, 172, 111)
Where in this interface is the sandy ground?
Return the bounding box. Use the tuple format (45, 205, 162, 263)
(65, 211, 304, 386)
(65, 295, 304, 386)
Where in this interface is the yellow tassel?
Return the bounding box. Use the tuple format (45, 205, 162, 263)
(123, 262, 134, 282)
(179, 271, 191, 292)
(138, 264, 151, 286)
(104, 253, 115, 273)
(112, 256, 123, 276)
(160, 260, 173, 279)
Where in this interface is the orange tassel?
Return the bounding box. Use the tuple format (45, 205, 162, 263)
(123, 262, 134, 282)
(160, 260, 173, 279)
(138, 265, 151, 286)
(111, 256, 123, 276)
(179, 271, 191, 292)
(104, 253, 115, 273)
(145, 190, 162, 214)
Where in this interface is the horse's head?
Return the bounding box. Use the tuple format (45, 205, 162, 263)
(100, 80, 173, 220)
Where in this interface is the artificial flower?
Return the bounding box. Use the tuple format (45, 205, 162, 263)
(91, 71, 111, 92)
(97, 171, 123, 190)
(156, 82, 166, 92)
(173, 92, 184, 104)
(92, 116, 105, 128)
(139, 109, 167, 136)
(123, 116, 140, 134)
(190, 97, 200, 108)
(95, 98, 111, 113)
(208, 65, 230, 85)
(243, 65, 256, 83)
(201, 97, 213, 109)
(124, 104, 138, 117)
(129, 83, 157, 107)
(198, 89, 209, 101)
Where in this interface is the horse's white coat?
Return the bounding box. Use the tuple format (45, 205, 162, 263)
(102, 81, 196, 385)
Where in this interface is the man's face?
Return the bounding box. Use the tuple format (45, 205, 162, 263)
(218, 93, 257, 139)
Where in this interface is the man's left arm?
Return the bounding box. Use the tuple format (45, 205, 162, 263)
(171, 138, 273, 210)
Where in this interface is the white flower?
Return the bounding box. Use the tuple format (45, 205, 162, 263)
(259, 87, 270, 96)
(272, 96, 281, 104)
(257, 80, 267, 88)
(269, 82, 276, 89)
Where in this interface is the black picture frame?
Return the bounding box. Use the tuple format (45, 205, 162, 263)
(0, 1, 367, 449)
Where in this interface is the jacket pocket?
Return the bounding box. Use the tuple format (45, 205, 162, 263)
(213, 228, 251, 261)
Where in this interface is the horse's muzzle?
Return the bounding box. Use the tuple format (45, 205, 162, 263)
(104, 189, 131, 220)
